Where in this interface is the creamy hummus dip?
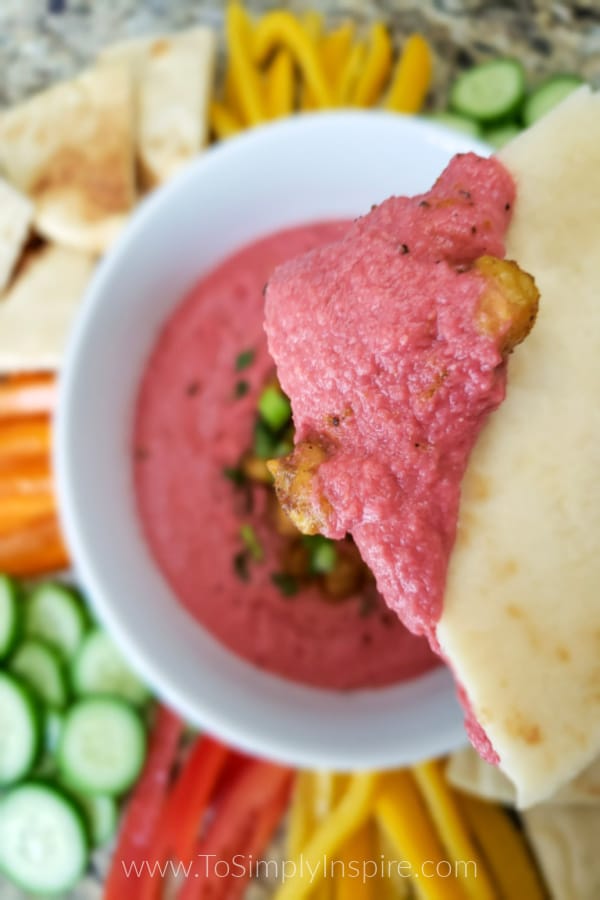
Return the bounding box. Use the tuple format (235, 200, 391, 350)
(134, 223, 438, 690)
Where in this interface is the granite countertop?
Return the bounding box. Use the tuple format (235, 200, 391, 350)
(0, 0, 599, 110)
(0, 1, 598, 898)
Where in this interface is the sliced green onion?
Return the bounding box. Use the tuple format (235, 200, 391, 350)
(240, 524, 264, 562)
(235, 349, 255, 371)
(258, 385, 292, 432)
(303, 535, 337, 574)
(270, 572, 299, 598)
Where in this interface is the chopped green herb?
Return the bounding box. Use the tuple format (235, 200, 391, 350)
(234, 380, 250, 399)
(240, 523, 264, 562)
(223, 466, 247, 487)
(303, 535, 338, 574)
(258, 385, 292, 432)
(235, 349, 255, 372)
(273, 437, 293, 458)
(233, 551, 250, 582)
(254, 420, 279, 460)
(271, 572, 299, 598)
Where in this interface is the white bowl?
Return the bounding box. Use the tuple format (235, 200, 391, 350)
(56, 112, 489, 770)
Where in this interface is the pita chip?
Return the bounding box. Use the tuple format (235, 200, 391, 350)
(0, 177, 33, 293)
(0, 64, 136, 254)
(101, 28, 216, 187)
(437, 87, 600, 806)
(0, 244, 95, 371)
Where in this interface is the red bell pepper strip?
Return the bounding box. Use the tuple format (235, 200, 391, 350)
(103, 706, 183, 900)
(178, 759, 294, 900)
(142, 734, 232, 900)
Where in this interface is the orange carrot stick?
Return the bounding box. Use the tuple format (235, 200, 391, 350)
(0, 373, 57, 421)
(0, 515, 69, 575)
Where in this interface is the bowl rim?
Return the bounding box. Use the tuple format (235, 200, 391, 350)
(55, 111, 490, 768)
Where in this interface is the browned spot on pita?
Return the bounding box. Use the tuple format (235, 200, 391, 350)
(506, 711, 543, 745)
(32, 142, 133, 221)
(506, 603, 523, 619)
(556, 644, 571, 663)
(471, 473, 491, 501)
(454, 510, 475, 549)
(149, 39, 171, 57)
(495, 558, 518, 579)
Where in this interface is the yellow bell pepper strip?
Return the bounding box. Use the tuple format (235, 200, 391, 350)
(274, 772, 380, 900)
(377, 826, 413, 900)
(413, 760, 497, 900)
(226, 1, 265, 126)
(265, 49, 295, 119)
(254, 11, 333, 109)
(457, 793, 546, 900)
(337, 42, 366, 106)
(287, 771, 316, 858)
(352, 22, 393, 107)
(301, 21, 355, 111)
(303, 10, 324, 41)
(321, 22, 355, 83)
(335, 822, 377, 900)
(209, 101, 243, 140)
(386, 33, 432, 113)
(375, 771, 469, 900)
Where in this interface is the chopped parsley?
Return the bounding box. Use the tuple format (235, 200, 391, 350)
(223, 465, 247, 487)
(303, 535, 337, 574)
(235, 349, 255, 372)
(234, 379, 250, 399)
(240, 523, 264, 562)
(271, 572, 299, 598)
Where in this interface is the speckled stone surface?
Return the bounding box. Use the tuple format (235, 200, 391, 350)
(0, 2, 597, 898)
(0, 0, 599, 109)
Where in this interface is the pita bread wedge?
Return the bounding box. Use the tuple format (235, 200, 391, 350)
(0, 178, 33, 293)
(524, 805, 600, 899)
(102, 28, 216, 187)
(447, 747, 600, 807)
(0, 244, 94, 371)
(0, 65, 136, 254)
(437, 87, 600, 806)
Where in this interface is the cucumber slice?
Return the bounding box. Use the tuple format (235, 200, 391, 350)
(523, 74, 584, 127)
(10, 639, 69, 709)
(450, 59, 526, 123)
(0, 575, 23, 660)
(26, 582, 88, 660)
(75, 792, 119, 847)
(0, 673, 41, 786)
(45, 707, 65, 754)
(427, 112, 482, 138)
(483, 122, 522, 149)
(0, 783, 88, 894)
(72, 628, 151, 707)
(58, 697, 147, 795)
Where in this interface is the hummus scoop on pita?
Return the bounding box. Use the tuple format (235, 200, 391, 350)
(0, 63, 136, 255)
(265, 86, 600, 806)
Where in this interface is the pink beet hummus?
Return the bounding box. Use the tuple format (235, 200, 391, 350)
(265, 154, 519, 753)
(134, 223, 438, 690)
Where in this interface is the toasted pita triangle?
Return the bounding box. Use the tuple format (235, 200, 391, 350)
(0, 244, 94, 371)
(0, 65, 136, 254)
(0, 177, 33, 293)
(101, 28, 216, 187)
(437, 87, 600, 806)
(447, 747, 600, 807)
(523, 805, 600, 899)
